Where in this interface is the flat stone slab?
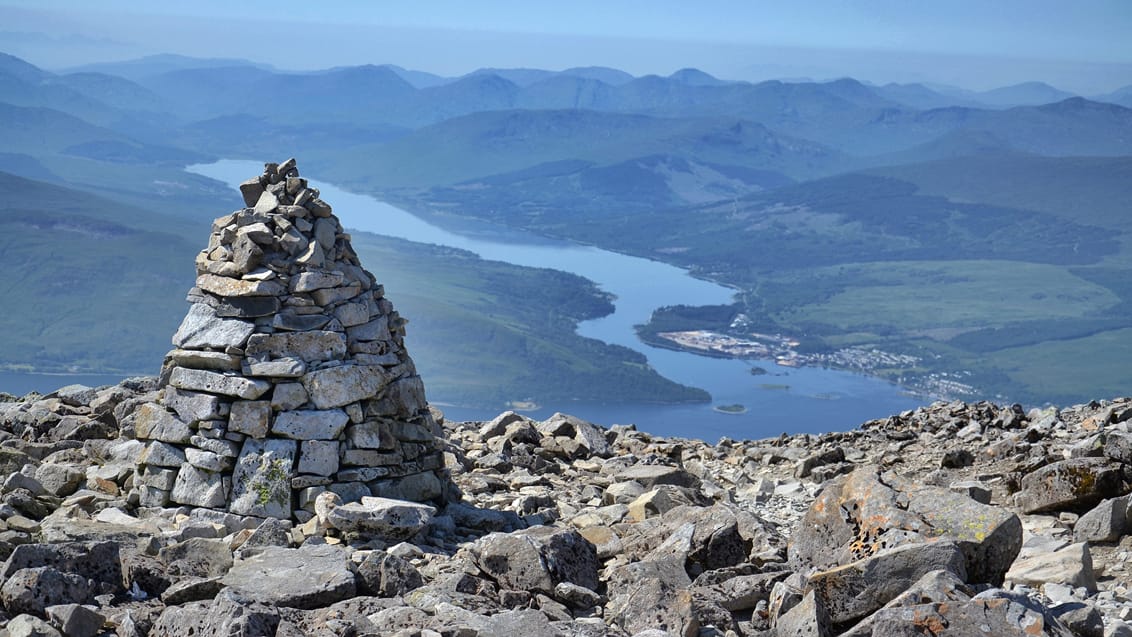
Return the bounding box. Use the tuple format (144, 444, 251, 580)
(196, 273, 285, 297)
(172, 303, 255, 349)
(245, 331, 346, 363)
(271, 409, 349, 440)
(221, 544, 355, 609)
(301, 364, 387, 409)
(325, 496, 435, 540)
(169, 368, 270, 400)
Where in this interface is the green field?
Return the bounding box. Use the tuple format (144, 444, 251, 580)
(775, 261, 1118, 332)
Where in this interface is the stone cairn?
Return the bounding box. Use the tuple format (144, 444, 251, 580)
(130, 158, 446, 521)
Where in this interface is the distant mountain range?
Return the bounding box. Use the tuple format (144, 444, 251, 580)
(2, 49, 1131, 406)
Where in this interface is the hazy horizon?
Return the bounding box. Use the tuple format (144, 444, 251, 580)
(3, 1, 1131, 94)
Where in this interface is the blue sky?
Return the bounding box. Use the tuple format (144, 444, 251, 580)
(3, 0, 1131, 92)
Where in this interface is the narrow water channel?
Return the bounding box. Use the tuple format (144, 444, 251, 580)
(189, 160, 924, 439)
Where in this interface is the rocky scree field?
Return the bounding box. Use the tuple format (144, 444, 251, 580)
(0, 382, 1130, 636)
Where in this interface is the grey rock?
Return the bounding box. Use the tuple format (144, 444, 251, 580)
(355, 550, 424, 597)
(222, 544, 356, 609)
(807, 541, 968, 624)
(370, 469, 444, 502)
(228, 400, 272, 438)
(53, 385, 98, 408)
(159, 537, 234, 579)
(302, 364, 388, 410)
(1073, 494, 1130, 543)
(867, 592, 1074, 636)
(133, 403, 192, 444)
(616, 464, 699, 489)
(159, 576, 225, 605)
(346, 421, 395, 450)
(196, 273, 285, 297)
(33, 464, 83, 497)
(1, 567, 93, 616)
(606, 557, 698, 637)
(150, 589, 281, 636)
(297, 439, 340, 476)
(1005, 541, 1098, 592)
(271, 382, 309, 411)
(170, 464, 227, 508)
(172, 303, 255, 349)
(790, 467, 1021, 586)
(229, 438, 297, 518)
(291, 270, 344, 292)
(169, 367, 271, 400)
(138, 441, 186, 467)
(243, 357, 306, 377)
(245, 331, 347, 364)
(272, 409, 349, 440)
(367, 376, 426, 418)
(472, 526, 599, 596)
(164, 387, 225, 422)
(214, 295, 280, 318)
(1051, 602, 1105, 637)
(44, 603, 105, 637)
(838, 569, 974, 637)
(773, 589, 833, 637)
(347, 316, 390, 343)
(696, 571, 789, 612)
(1, 542, 123, 595)
(1015, 458, 1124, 514)
(6, 614, 63, 637)
(1104, 432, 1132, 463)
(325, 496, 435, 540)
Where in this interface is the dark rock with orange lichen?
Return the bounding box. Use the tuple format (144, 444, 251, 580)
(867, 592, 1076, 637)
(1014, 457, 1125, 514)
(789, 466, 1022, 586)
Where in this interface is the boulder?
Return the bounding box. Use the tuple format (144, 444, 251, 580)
(355, 550, 424, 597)
(325, 496, 435, 540)
(1, 567, 93, 616)
(866, 592, 1075, 636)
(773, 589, 834, 637)
(790, 467, 1021, 585)
(6, 614, 63, 637)
(470, 526, 599, 594)
(221, 544, 356, 609)
(1005, 541, 1098, 592)
(150, 589, 281, 636)
(616, 464, 700, 489)
(605, 557, 699, 637)
(44, 604, 105, 637)
(1, 542, 123, 596)
(1073, 495, 1131, 543)
(1015, 458, 1125, 514)
(807, 540, 968, 624)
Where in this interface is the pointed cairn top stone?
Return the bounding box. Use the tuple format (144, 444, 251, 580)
(132, 159, 447, 521)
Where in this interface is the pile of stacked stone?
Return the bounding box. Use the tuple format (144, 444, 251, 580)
(131, 158, 446, 521)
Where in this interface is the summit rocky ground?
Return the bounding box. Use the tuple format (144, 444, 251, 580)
(0, 383, 1131, 636)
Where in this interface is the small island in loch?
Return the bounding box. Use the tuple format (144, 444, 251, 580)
(713, 403, 748, 414)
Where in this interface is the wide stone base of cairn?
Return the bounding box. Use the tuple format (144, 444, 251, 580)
(131, 159, 447, 520)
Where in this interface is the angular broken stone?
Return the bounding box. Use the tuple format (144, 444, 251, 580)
(170, 465, 227, 508)
(172, 303, 256, 349)
(1015, 458, 1124, 514)
(324, 496, 435, 539)
(169, 368, 271, 400)
(133, 403, 193, 444)
(272, 409, 349, 440)
(301, 364, 387, 410)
